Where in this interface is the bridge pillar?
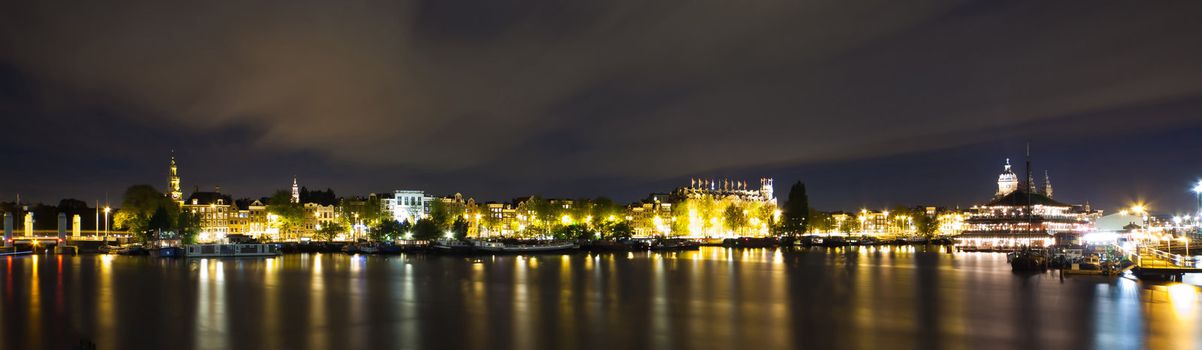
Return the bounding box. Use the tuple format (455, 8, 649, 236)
(58, 213, 67, 242)
(23, 213, 33, 237)
(3, 213, 11, 247)
(73, 215, 81, 238)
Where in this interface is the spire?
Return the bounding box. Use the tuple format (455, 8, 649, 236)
(1043, 171, 1053, 198)
(291, 177, 300, 204)
(167, 151, 182, 202)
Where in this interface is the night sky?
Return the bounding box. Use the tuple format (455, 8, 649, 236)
(2, 1, 1201, 213)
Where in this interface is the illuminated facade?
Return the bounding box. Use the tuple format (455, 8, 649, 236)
(229, 199, 268, 238)
(183, 188, 236, 242)
(167, 154, 182, 202)
(668, 178, 778, 237)
(958, 159, 1099, 249)
(384, 190, 431, 224)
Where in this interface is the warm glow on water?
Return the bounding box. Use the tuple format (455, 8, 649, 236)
(1, 247, 1199, 349)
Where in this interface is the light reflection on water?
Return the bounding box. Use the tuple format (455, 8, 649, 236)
(0, 247, 1199, 349)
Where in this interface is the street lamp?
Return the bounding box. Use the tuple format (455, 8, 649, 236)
(1193, 181, 1202, 229)
(103, 206, 111, 239)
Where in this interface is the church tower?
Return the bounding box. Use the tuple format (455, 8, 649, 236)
(291, 177, 300, 204)
(167, 152, 182, 202)
(996, 158, 1018, 197)
(1043, 171, 1053, 198)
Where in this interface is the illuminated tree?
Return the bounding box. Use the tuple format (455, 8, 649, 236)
(451, 217, 470, 240)
(915, 213, 939, 238)
(369, 219, 402, 242)
(267, 190, 305, 237)
(412, 218, 442, 240)
(723, 204, 747, 235)
(316, 222, 345, 242)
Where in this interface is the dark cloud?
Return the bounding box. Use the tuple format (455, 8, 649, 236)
(2, 1, 1202, 210)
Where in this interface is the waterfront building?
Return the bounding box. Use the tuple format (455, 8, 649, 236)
(384, 190, 432, 224)
(957, 159, 1100, 249)
(433, 193, 482, 237)
(230, 199, 268, 238)
(302, 202, 338, 234)
(183, 187, 236, 242)
(627, 196, 673, 236)
(480, 202, 518, 237)
(667, 178, 778, 237)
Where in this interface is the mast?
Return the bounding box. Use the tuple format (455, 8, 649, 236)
(1025, 143, 1033, 235)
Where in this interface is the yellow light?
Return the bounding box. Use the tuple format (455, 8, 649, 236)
(104, 206, 111, 213)
(560, 215, 572, 225)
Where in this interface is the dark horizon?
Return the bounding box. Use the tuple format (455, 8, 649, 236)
(4, 1, 1202, 214)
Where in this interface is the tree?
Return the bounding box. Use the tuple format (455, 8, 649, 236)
(266, 190, 305, 238)
(176, 210, 201, 244)
(428, 200, 451, 230)
(316, 222, 345, 242)
(451, 217, 470, 240)
(599, 221, 634, 240)
(915, 213, 939, 238)
(370, 220, 402, 242)
(553, 223, 592, 240)
(412, 218, 442, 240)
(781, 181, 809, 235)
(118, 185, 180, 241)
(723, 204, 748, 236)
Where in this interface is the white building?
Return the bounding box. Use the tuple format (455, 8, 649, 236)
(384, 190, 431, 224)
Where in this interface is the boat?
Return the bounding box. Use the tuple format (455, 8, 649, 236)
(476, 240, 577, 253)
(1007, 248, 1049, 271)
(377, 243, 403, 254)
(358, 243, 380, 254)
(586, 239, 648, 252)
(183, 243, 281, 258)
(116, 244, 148, 256)
(150, 246, 184, 258)
(649, 238, 700, 251)
(431, 239, 477, 254)
(97, 244, 119, 254)
(721, 237, 777, 248)
(341, 244, 360, 254)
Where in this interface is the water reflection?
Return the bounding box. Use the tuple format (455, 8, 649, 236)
(1, 247, 1201, 349)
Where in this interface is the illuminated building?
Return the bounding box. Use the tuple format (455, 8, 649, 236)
(230, 199, 268, 238)
(167, 153, 182, 203)
(183, 187, 236, 242)
(957, 158, 1100, 249)
(627, 196, 673, 236)
(384, 190, 431, 224)
(667, 178, 778, 237)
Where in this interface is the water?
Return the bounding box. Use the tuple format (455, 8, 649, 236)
(1, 246, 1199, 350)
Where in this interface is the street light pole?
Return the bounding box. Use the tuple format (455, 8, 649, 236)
(103, 206, 110, 239)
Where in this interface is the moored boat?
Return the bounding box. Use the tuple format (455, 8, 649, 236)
(116, 244, 148, 256)
(358, 243, 380, 254)
(431, 239, 477, 254)
(476, 240, 577, 253)
(650, 238, 700, 251)
(1007, 248, 1049, 271)
(184, 243, 281, 258)
(150, 246, 184, 258)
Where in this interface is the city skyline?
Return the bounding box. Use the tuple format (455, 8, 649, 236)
(4, 2, 1202, 212)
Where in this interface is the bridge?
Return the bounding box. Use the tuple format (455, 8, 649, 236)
(1128, 245, 1202, 281)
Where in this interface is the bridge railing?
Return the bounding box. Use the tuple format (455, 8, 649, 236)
(1138, 245, 1199, 268)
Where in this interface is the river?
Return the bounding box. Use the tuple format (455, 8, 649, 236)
(1, 246, 1199, 350)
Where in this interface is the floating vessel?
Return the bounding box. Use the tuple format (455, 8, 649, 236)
(184, 243, 281, 258)
(649, 238, 700, 251)
(476, 240, 577, 253)
(1007, 248, 1049, 271)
